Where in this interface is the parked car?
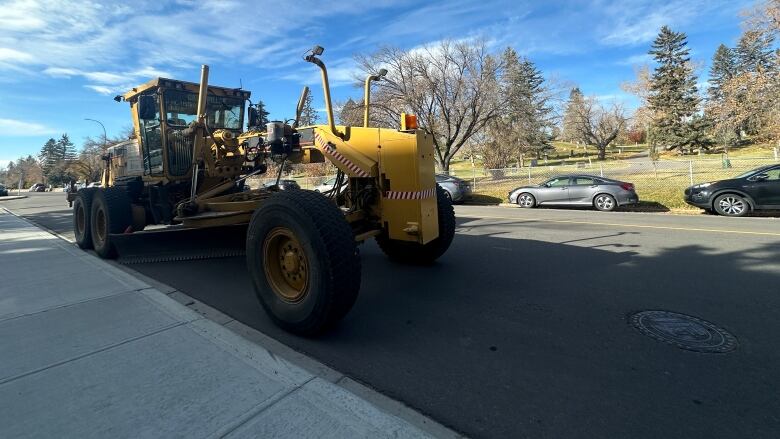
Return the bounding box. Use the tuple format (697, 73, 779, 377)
(684, 164, 780, 216)
(314, 177, 340, 193)
(262, 179, 301, 190)
(29, 183, 46, 192)
(0, 184, 8, 196)
(508, 174, 639, 212)
(436, 174, 472, 203)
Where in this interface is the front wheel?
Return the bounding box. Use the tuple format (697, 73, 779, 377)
(246, 190, 361, 335)
(594, 194, 617, 212)
(516, 193, 535, 208)
(376, 184, 455, 264)
(713, 194, 748, 217)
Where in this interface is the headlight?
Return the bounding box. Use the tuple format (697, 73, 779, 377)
(695, 182, 712, 188)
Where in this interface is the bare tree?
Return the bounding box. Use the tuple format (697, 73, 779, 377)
(337, 98, 364, 127)
(621, 64, 653, 137)
(70, 137, 105, 183)
(355, 40, 505, 172)
(572, 98, 627, 160)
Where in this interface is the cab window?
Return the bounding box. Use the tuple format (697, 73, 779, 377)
(163, 89, 243, 130)
(137, 92, 163, 176)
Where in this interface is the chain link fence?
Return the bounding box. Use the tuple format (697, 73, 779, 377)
(444, 155, 780, 209)
(246, 154, 778, 210)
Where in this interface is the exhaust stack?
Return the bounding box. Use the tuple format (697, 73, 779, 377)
(293, 86, 309, 128)
(363, 69, 387, 128)
(304, 46, 344, 139)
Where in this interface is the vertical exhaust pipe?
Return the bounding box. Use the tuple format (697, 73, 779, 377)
(363, 69, 387, 128)
(196, 65, 209, 123)
(293, 86, 309, 128)
(190, 64, 209, 201)
(304, 46, 344, 139)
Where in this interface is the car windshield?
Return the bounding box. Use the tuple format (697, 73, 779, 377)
(163, 89, 243, 130)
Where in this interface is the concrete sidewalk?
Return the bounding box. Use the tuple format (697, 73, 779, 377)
(0, 210, 438, 438)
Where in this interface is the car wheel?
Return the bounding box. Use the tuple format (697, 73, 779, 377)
(516, 193, 535, 208)
(594, 194, 616, 212)
(713, 194, 748, 217)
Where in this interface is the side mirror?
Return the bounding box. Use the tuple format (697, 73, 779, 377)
(752, 173, 769, 181)
(138, 95, 157, 120)
(247, 107, 258, 128)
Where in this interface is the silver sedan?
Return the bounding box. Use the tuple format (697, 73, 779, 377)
(508, 175, 639, 212)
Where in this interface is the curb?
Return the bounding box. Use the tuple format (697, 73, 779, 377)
(0, 195, 27, 201)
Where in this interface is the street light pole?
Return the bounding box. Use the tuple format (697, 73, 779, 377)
(84, 118, 107, 150)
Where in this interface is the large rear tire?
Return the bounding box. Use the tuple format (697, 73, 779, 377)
(90, 187, 133, 259)
(376, 184, 456, 264)
(246, 190, 361, 335)
(73, 188, 99, 249)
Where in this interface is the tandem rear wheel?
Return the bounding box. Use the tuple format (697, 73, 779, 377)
(73, 187, 100, 249)
(90, 187, 133, 259)
(246, 190, 361, 335)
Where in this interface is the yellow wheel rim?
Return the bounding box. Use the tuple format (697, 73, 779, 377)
(263, 227, 309, 303)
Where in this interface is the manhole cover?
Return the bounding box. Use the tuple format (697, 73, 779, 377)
(629, 310, 737, 353)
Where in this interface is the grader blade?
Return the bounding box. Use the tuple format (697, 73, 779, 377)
(110, 225, 247, 264)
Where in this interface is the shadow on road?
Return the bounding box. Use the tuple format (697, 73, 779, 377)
(120, 222, 780, 439)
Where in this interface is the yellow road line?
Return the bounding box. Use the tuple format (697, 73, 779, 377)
(465, 215, 780, 237)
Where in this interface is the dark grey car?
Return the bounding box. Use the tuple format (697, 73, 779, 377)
(436, 174, 472, 203)
(508, 174, 639, 211)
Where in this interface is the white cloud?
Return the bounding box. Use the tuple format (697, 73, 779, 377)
(0, 118, 55, 136)
(0, 0, 410, 94)
(84, 85, 115, 95)
(598, 0, 749, 47)
(0, 47, 34, 62)
(618, 53, 653, 66)
(82, 71, 128, 84)
(42, 67, 79, 77)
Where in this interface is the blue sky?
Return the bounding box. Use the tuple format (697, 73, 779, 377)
(0, 0, 756, 166)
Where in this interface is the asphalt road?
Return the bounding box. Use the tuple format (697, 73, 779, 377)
(4, 192, 780, 438)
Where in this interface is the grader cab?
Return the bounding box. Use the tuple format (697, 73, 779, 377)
(69, 46, 455, 334)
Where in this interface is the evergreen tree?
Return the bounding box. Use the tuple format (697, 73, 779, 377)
(57, 134, 77, 162)
(708, 44, 736, 102)
(498, 48, 553, 160)
(38, 138, 58, 175)
(647, 26, 700, 153)
(562, 87, 586, 143)
(298, 91, 319, 126)
(254, 100, 270, 127)
(735, 30, 776, 73)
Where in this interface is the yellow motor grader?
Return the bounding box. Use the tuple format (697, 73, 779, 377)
(68, 46, 455, 334)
